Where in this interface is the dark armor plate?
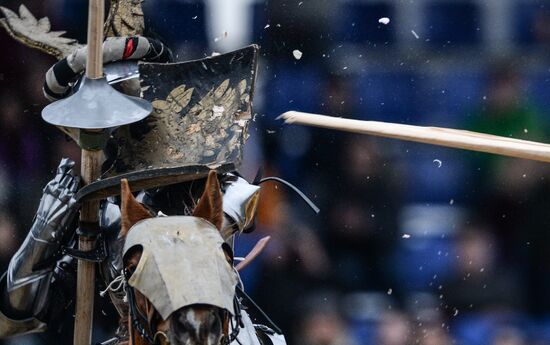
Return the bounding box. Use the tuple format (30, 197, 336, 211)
(76, 45, 259, 202)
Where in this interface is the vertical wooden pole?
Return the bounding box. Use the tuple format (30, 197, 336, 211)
(74, 1, 104, 344)
(86, 0, 104, 80)
(74, 152, 102, 345)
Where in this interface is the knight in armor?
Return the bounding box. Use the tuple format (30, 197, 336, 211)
(0, 30, 285, 344)
(0, 1, 293, 341)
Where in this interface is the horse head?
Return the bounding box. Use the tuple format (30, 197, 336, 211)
(120, 171, 237, 345)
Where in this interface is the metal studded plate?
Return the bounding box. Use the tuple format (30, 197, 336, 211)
(76, 45, 259, 201)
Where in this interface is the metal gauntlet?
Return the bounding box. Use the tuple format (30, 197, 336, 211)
(0, 158, 79, 336)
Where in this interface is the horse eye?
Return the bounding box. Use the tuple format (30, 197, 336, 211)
(125, 265, 136, 277)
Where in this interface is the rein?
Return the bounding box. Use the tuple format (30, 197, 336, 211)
(124, 267, 160, 345)
(221, 295, 244, 345)
(125, 278, 156, 344)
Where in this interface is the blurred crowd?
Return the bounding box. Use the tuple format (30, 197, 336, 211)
(3, 0, 550, 344)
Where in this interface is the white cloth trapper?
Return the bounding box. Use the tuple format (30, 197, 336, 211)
(266, 333, 287, 345)
(231, 310, 287, 345)
(123, 216, 238, 320)
(233, 310, 261, 345)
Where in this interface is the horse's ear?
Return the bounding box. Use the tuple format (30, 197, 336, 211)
(193, 170, 223, 231)
(120, 179, 152, 236)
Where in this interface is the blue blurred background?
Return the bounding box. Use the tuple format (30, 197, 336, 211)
(3, 0, 550, 344)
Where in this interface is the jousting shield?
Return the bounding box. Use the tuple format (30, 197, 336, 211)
(77, 45, 259, 202)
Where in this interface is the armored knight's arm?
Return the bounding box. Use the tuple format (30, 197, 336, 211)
(0, 158, 80, 337)
(43, 36, 172, 102)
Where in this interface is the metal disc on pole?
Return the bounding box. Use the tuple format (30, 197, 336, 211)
(42, 75, 151, 129)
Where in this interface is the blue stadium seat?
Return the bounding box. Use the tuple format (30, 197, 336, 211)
(353, 71, 419, 123)
(390, 203, 459, 291)
(60, 0, 89, 42)
(389, 204, 465, 291)
(419, 69, 485, 127)
(451, 314, 496, 345)
(530, 316, 550, 343)
(255, 63, 325, 183)
(391, 235, 455, 291)
(424, 1, 482, 47)
(143, 0, 207, 48)
(261, 63, 325, 120)
(337, 2, 396, 45)
(512, 2, 547, 45)
(451, 313, 530, 345)
(350, 320, 378, 345)
(525, 71, 550, 123)
(251, 2, 269, 44)
(401, 147, 470, 203)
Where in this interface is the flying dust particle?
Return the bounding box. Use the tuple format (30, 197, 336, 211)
(293, 49, 303, 60)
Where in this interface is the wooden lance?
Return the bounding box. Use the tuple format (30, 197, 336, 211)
(280, 111, 550, 164)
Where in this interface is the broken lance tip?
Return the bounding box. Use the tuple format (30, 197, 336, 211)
(276, 111, 297, 123)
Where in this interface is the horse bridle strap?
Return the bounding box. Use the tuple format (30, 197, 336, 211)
(221, 295, 244, 345)
(125, 268, 157, 344)
(125, 278, 243, 345)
